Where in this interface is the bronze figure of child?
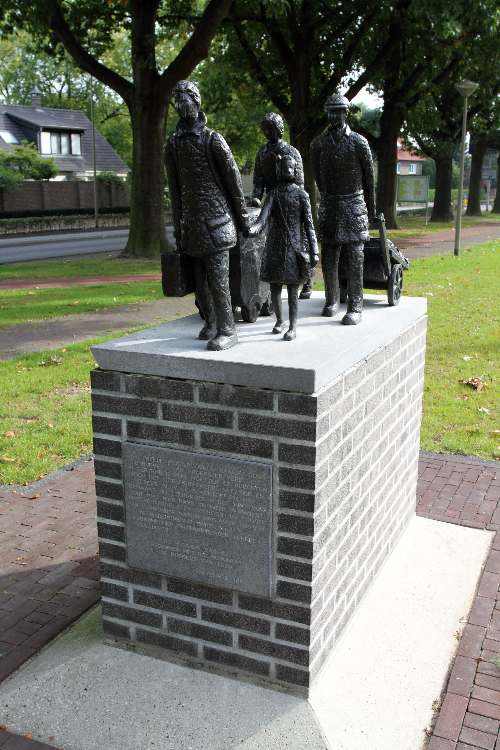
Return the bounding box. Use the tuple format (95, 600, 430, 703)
(248, 154, 318, 340)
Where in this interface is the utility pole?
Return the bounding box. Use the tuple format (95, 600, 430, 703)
(90, 77, 99, 229)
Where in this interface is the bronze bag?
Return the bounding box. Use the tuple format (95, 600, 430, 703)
(161, 251, 195, 297)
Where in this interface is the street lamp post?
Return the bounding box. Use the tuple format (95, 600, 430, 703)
(454, 79, 479, 256)
(90, 77, 99, 229)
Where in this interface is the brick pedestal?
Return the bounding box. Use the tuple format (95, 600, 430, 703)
(91, 293, 427, 694)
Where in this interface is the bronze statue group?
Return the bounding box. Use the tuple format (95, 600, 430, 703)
(165, 80, 376, 351)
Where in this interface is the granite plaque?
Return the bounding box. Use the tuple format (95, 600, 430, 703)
(123, 443, 273, 596)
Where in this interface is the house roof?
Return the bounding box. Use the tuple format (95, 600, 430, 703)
(397, 140, 425, 162)
(0, 102, 128, 174)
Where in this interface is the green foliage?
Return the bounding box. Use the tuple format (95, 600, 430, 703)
(0, 143, 57, 180)
(96, 170, 125, 185)
(0, 164, 23, 190)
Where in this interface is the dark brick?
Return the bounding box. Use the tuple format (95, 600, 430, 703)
(92, 414, 121, 436)
(279, 490, 315, 513)
(199, 382, 273, 411)
(127, 420, 194, 446)
(100, 581, 128, 602)
(277, 580, 311, 604)
(239, 634, 308, 666)
(97, 521, 125, 543)
(200, 432, 272, 459)
(277, 535, 313, 559)
(95, 479, 124, 501)
(91, 369, 121, 392)
(136, 627, 197, 657)
(102, 618, 130, 640)
(124, 374, 193, 401)
(133, 590, 196, 617)
(102, 601, 162, 628)
(93, 437, 122, 459)
(94, 459, 122, 481)
(278, 393, 317, 417)
(96, 500, 124, 523)
(276, 664, 310, 687)
(92, 393, 157, 419)
(276, 622, 310, 645)
(99, 562, 162, 590)
(99, 541, 126, 562)
(167, 617, 232, 645)
(238, 594, 310, 625)
(203, 645, 269, 676)
(277, 558, 313, 582)
(201, 606, 270, 635)
(278, 442, 316, 466)
(238, 412, 316, 441)
(278, 513, 314, 536)
(162, 402, 232, 428)
(279, 467, 316, 491)
(167, 578, 232, 605)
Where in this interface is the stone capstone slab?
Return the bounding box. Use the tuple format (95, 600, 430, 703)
(92, 293, 427, 394)
(123, 443, 273, 597)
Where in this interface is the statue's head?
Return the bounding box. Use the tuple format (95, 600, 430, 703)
(276, 153, 296, 183)
(325, 93, 349, 130)
(261, 112, 284, 142)
(173, 80, 201, 120)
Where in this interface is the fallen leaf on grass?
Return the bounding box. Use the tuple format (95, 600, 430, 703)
(462, 355, 472, 361)
(0, 455, 16, 463)
(3, 431, 15, 437)
(478, 407, 490, 414)
(461, 377, 488, 391)
(38, 356, 63, 367)
(457, 394, 470, 400)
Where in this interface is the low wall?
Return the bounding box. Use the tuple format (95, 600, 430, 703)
(0, 181, 129, 216)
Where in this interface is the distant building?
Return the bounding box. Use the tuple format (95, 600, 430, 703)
(482, 149, 498, 187)
(0, 87, 128, 180)
(396, 140, 425, 176)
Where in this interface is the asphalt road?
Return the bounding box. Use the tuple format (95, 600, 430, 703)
(0, 229, 130, 264)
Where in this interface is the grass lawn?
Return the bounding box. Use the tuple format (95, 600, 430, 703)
(0, 240, 498, 485)
(390, 212, 500, 240)
(0, 254, 160, 281)
(0, 281, 164, 328)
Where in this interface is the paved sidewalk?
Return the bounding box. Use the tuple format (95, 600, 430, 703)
(0, 296, 195, 360)
(417, 453, 500, 750)
(0, 451, 498, 749)
(399, 221, 499, 259)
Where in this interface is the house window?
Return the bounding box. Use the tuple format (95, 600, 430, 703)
(71, 133, 81, 155)
(0, 130, 18, 144)
(396, 162, 401, 174)
(408, 163, 416, 174)
(41, 131, 82, 156)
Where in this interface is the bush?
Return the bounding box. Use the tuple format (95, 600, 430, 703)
(0, 165, 23, 190)
(96, 171, 126, 186)
(0, 143, 58, 181)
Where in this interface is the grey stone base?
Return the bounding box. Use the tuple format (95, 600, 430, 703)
(91, 293, 427, 693)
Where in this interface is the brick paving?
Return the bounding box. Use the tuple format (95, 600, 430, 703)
(0, 458, 99, 684)
(0, 450, 498, 748)
(417, 452, 500, 750)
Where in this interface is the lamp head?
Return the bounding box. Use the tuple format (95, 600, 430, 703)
(455, 79, 479, 98)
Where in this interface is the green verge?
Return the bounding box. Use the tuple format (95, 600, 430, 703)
(0, 281, 164, 328)
(0, 255, 160, 281)
(0, 240, 498, 485)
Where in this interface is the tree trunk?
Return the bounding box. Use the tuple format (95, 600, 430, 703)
(431, 154, 454, 222)
(123, 91, 169, 258)
(289, 125, 317, 216)
(465, 139, 486, 216)
(376, 99, 402, 229)
(492, 152, 500, 214)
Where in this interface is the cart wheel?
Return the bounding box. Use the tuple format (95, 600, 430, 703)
(260, 298, 273, 317)
(241, 303, 260, 323)
(339, 286, 348, 303)
(388, 263, 403, 306)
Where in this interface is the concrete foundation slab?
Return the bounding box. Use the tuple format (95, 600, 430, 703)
(0, 517, 491, 750)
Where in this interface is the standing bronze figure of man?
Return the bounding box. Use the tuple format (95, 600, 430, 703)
(311, 93, 376, 325)
(165, 80, 249, 351)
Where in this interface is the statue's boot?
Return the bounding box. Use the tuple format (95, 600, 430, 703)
(342, 243, 363, 326)
(299, 276, 312, 300)
(207, 331, 238, 351)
